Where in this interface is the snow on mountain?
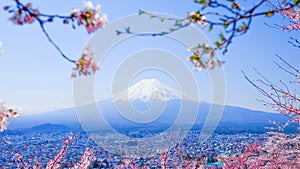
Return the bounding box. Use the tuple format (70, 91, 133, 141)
(113, 79, 182, 102)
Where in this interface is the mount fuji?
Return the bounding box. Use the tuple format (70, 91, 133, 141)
(98, 79, 193, 128)
(9, 79, 294, 134)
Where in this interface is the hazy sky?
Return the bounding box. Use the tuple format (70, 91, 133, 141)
(0, 0, 299, 115)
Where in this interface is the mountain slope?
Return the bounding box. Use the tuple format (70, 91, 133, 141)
(8, 79, 291, 132)
(8, 102, 290, 131)
(29, 123, 70, 132)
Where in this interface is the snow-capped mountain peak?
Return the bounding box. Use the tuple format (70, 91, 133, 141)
(113, 79, 182, 102)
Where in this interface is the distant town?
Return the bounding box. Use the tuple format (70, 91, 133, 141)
(0, 124, 272, 168)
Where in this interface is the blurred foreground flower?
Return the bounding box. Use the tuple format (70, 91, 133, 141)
(189, 12, 207, 27)
(69, 1, 108, 33)
(71, 46, 98, 78)
(5, 2, 38, 25)
(0, 101, 20, 132)
(188, 44, 224, 71)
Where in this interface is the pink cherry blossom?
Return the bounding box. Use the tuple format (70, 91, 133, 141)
(70, 1, 108, 34)
(72, 148, 96, 169)
(0, 101, 20, 132)
(72, 46, 99, 78)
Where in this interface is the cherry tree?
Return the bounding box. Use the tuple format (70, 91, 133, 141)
(245, 57, 300, 123)
(239, 2, 300, 166)
(241, 53, 300, 168)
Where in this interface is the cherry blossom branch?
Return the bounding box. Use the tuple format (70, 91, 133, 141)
(37, 19, 76, 63)
(4, 0, 107, 70)
(244, 56, 300, 123)
(46, 134, 75, 169)
(289, 37, 300, 48)
(5, 0, 74, 63)
(159, 132, 174, 169)
(116, 0, 299, 72)
(72, 148, 96, 169)
(137, 0, 286, 53)
(14, 152, 29, 169)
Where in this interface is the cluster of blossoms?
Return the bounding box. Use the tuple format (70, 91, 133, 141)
(188, 12, 208, 27)
(71, 46, 99, 78)
(263, 131, 300, 167)
(68, 1, 108, 34)
(221, 142, 265, 168)
(4, 3, 38, 25)
(220, 132, 300, 168)
(281, 5, 300, 31)
(188, 44, 223, 71)
(73, 148, 96, 169)
(0, 101, 20, 132)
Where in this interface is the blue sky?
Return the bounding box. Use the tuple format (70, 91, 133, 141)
(0, 0, 299, 115)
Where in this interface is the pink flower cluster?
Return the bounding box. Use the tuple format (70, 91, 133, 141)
(263, 131, 300, 168)
(72, 148, 96, 169)
(0, 101, 20, 132)
(4, 3, 38, 25)
(189, 12, 208, 27)
(221, 142, 265, 169)
(71, 46, 99, 78)
(188, 44, 223, 72)
(69, 1, 108, 34)
(221, 133, 300, 168)
(281, 6, 300, 31)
